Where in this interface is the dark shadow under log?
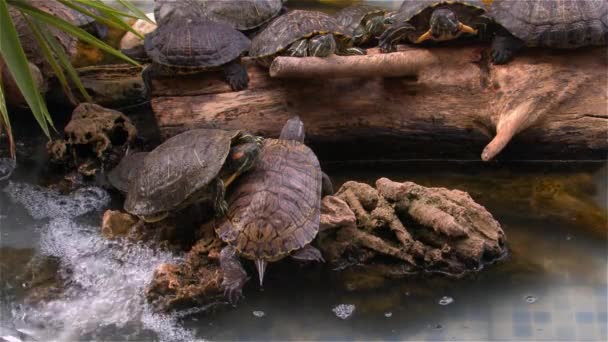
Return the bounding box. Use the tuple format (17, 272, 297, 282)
(150, 45, 607, 161)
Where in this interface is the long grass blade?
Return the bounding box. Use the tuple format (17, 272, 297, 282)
(113, 0, 155, 24)
(56, 0, 145, 40)
(0, 72, 16, 159)
(0, 0, 52, 137)
(22, 14, 78, 104)
(8, 0, 140, 65)
(70, 0, 142, 20)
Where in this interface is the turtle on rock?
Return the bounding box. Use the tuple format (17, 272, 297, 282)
(249, 10, 365, 67)
(378, 0, 491, 52)
(488, 0, 608, 64)
(122, 16, 250, 94)
(217, 116, 334, 304)
(124, 129, 263, 223)
(334, 4, 391, 46)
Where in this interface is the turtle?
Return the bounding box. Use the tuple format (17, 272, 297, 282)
(249, 10, 365, 67)
(154, 0, 285, 33)
(378, 0, 491, 52)
(334, 4, 391, 46)
(216, 116, 334, 304)
(487, 0, 608, 64)
(70, 8, 108, 40)
(124, 129, 262, 223)
(107, 152, 148, 193)
(122, 16, 250, 94)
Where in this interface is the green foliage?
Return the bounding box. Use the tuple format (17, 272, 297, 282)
(0, 0, 149, 159)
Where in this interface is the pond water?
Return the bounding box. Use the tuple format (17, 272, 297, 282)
(1, 148, 606, 341)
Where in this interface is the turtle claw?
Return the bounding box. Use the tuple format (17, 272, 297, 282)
(215, 200, 229, 217)
(223, 284, 244, 306)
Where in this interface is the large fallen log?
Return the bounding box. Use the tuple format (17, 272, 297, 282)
(150, 45, 607, 161)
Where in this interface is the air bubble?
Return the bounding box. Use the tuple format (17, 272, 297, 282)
(384, 312, 393, 318)
(524, 295, 537, 304)
(438, 296, 454, 306)
(252, 310, 265, 318)
(332, 304, 355, 320)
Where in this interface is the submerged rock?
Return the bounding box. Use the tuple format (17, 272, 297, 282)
(101, 210, 138, 239)
(318, 178, 507, 277)
(47, 103, 137, 177)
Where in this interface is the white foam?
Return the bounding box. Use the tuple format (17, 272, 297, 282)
(3, 182, 110, 220)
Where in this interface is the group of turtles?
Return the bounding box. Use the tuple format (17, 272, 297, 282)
(122, 0, 607, 92)
(109, 116, 331, 303)
(110, 0, 607, 304)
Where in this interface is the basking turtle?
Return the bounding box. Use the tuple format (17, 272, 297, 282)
(488, 0, 608, 64)
(107, 152, 148, 193)
(378, 0, 490, 52)
(334, 4, 390, 46)
(249, 10, 364, 67)
(216, 116, 334, 303)
(154, 0, 284, 33)
(123, 17, 250, 93)
(124, 129, 262, 223)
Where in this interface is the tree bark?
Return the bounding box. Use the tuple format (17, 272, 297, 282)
(150, 45, 607, 161)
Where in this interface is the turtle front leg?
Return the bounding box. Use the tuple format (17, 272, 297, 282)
(290, 244, 325, 263)
(213, 178, 229, 216)
(219, 245, 249, 305)
(223, 60, 249, 91)
(141, 63, 161, 99)
(491, 32, 525, 65)
(378, 22, 416, 52)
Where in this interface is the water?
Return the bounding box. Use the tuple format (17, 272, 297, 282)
(1, 158, 606, 341)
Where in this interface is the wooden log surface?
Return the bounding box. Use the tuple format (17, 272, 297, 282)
(150, 45, 607, 161)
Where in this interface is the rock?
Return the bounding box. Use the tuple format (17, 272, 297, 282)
(318, 178, 507, 277)
(120, 13, 156, 50)
(146, 222, 225, 312)
(0, 59, 47, 108)
(47, 103, 137, 175)
(101, 210, 138, 238)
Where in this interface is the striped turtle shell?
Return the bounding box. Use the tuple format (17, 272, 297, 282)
(391, 0, 486, 36)
(487, 0, 607, 48)
(334, 4, 388, 36)
(125, 129, 242, 217)
(144, 17, 250, 69)
(217, 138, 322, 262)
(249, 10, 348, 59)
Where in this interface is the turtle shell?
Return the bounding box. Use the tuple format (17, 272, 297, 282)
(250, 10, 348, 59)
(217, 139, 322, 262)
(107, 152, 148, 194)
(203, 0, 284, 31)
(392, 0, 486, 36)
(335, 4, 388, 36)
(488, 0, 607, 48)
(144, 18, 250, 69)
(125, 129, 241, 217)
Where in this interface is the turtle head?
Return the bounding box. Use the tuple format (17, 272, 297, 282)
(366, 16, 387, 39)
(222, 142, 261, 187)
(416, 8, 478, 43)
(279, 116, 305, 143)
(308, 34, 336, 57)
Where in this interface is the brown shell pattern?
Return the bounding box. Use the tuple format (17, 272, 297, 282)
(145, 18, 250, 68)
(488, 0, 607, 48)
(250, 10, 346, 58)
(218, 139, 322, 262)
(125, 129, 239, 217)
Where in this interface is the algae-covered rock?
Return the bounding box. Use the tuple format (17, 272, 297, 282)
(319, 178, 507, 277)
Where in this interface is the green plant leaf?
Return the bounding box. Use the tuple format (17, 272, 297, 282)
(0, 0, 52, 138)
(0, 70, 16, 159)
(8, 0, 141, 66)
(68, 0, 143, 20)
(56, 0, 145, 40)
(113, 0, 155, 24)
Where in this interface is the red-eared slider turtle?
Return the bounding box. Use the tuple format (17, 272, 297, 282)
(107, 152, 148, 193)
(154, 0, 285, 33)
(124, 129, 262, 222)
(379, 0, 490, 52)
(216, 116, 334, 303)
(250, 10, 364, 67)
(123, 17, 250, 93)
(335, 4, 391, 46)
(488, 0, 608, 64)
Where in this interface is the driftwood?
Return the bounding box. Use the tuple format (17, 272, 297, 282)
(150, 45, 607, 161)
